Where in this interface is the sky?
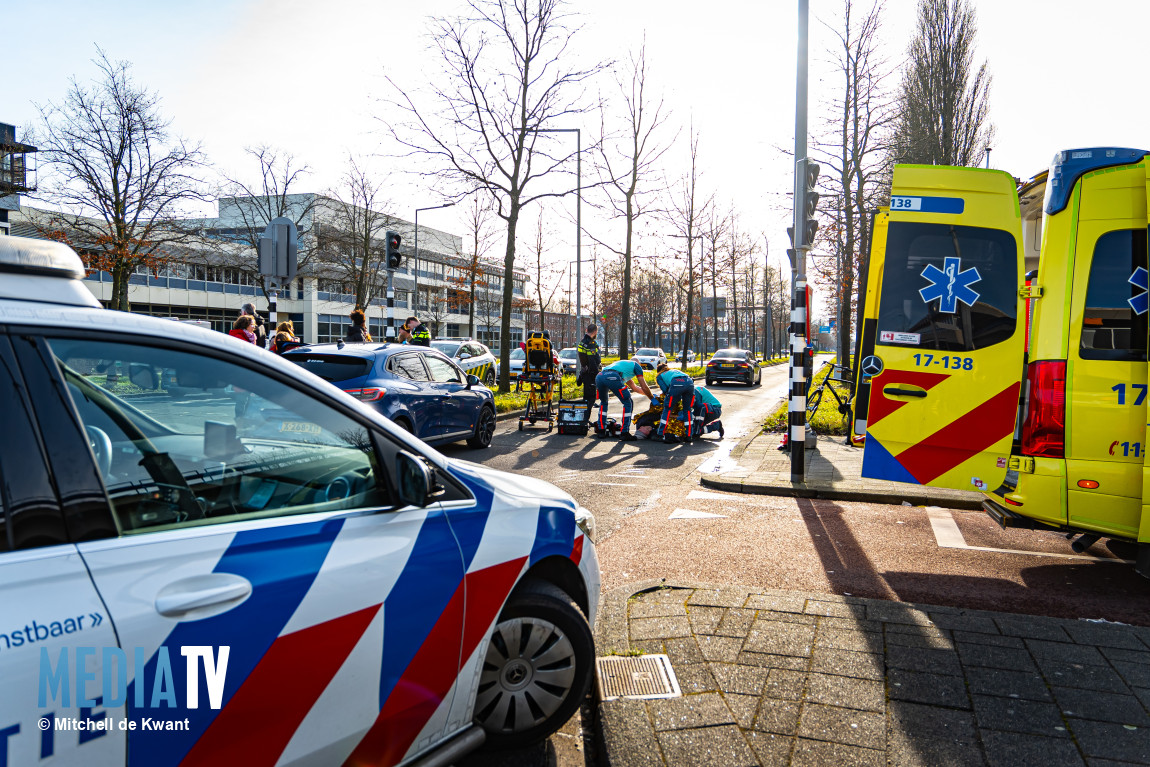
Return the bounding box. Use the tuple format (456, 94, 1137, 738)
(7, 0, 1150, 320)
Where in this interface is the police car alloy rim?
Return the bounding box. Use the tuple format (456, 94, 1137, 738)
(475, 616, 577, 733)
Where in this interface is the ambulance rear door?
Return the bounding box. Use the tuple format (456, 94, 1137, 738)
(851, 208, 889, 443)
(861, 166, 1026, 492)
(1140, 164, 1150, 565)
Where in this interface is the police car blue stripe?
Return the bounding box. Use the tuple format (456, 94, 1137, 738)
(529, 504, 577, 566)
(377, 509, 466, 710)
(126, 518, 344, 767)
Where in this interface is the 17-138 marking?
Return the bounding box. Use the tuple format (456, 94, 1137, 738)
(913, 353, 973, 370)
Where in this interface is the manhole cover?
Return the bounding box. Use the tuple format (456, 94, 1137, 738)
(596, 654, 681, 700)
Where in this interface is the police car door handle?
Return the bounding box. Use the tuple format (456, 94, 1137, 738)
(154, 575, 253, 618)
(883, 387, 927, 398)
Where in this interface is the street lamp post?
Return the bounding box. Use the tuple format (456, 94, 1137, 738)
(790, 0, 812, 483)
(413, 202, 456, 328)
(537, 128, 581, 333)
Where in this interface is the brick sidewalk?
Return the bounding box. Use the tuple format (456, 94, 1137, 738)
(596, 583, 1150, 766)
(701, 432, 985, 510)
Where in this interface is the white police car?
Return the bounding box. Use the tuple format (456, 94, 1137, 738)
(431, 338, 497, 386)
(0, 236, 599, 767)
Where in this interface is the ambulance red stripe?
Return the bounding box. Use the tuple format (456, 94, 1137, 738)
(894, 381, 1022, 484)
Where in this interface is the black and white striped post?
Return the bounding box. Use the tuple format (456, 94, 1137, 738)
(789, 278, 809, 480)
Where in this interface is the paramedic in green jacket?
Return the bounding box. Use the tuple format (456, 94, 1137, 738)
(576, 324, 601, 425)
(655, 362, 696, 443)
(595, 359, 653, 440)
(691, 384, 725, 439)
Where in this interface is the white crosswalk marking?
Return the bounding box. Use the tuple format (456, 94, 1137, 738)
(668, 508, 727, 520)
(687, 490, 735, 501)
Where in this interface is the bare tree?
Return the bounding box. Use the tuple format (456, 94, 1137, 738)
(893, 0, 993, 166)
(588, 38, 673, 359)
(385, 0, 608, 391)
(701, 207, 731, 353)
(448, 194, 499, 338)
(30, 49, 207, 310)
(214, 145, 317, 302)
(813, 0, 895, 363)
(318, 156, 396, 312)
(668, 127, 711, 370)
(527, 206, 563, 333)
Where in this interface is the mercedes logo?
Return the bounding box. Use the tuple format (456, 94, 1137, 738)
(861, 355, 884, 377)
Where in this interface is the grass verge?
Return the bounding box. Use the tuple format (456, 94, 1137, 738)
(762, 358, 852, 436)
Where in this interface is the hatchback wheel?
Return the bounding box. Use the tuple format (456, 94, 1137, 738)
(469, 406, 496, 448)
(475, 585, 594, 749)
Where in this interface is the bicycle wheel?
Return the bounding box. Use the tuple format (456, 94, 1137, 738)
(806, 385, 824, 420)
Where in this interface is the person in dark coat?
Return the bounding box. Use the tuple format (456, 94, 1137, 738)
(344, 308, 372, 343)
(576, 324, 602, 425)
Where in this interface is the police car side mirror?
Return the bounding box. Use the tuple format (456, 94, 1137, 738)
(396, 450, 434, 508)
(466, 374, 481, 388)
(458, 352, 471, 360)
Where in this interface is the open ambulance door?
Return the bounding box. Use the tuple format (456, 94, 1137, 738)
(1140, 166, 1150, 577)
(851, 208, 889, 443)
(861, 166, 1026, 492)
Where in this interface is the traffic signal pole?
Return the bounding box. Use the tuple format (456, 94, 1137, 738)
(789, 0, 811, 483)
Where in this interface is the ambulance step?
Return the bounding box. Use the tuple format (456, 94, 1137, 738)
(981, 499, 1058, 532)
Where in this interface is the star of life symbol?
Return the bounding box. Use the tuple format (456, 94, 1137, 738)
(919, 256, 981, 314)
(1129, 266, 1148, 315)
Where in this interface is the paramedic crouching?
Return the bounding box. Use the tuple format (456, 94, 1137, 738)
(595, 358, 653, 441)
(692, 384, 725, 439)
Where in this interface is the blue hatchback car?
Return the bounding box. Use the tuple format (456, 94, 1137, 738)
(284, 342, 498, 448)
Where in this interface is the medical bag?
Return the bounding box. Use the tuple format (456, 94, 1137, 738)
(556, 399, 590, 435)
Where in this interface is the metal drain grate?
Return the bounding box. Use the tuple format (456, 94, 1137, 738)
(596, 654, 682, 700)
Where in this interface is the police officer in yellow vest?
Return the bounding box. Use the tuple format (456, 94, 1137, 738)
(399, 315, 431, 346)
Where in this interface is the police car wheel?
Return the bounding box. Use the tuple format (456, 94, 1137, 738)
(476, 587, 594, 749)
(484, 366, 495, 386)
(468, 406, 496, 448)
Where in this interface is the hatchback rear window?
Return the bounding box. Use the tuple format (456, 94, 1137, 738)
(285, 354, 372, 382)
(1079, 228, 1149, 361)
(877, 222, 1018, 352)
(712, 350, 744, 360)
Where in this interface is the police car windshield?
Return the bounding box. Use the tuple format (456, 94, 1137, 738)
(432, 341, 462, 357)
(559, 349, 578, 359)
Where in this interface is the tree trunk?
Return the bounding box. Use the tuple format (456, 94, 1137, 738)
(111, 263, 131, 311)
(620, 192, 635, 360)
(497, 205, 520, 393)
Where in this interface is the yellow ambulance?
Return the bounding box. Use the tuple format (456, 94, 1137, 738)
(857, 148, 1149, 577)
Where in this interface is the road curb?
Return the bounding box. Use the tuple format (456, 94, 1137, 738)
(698, 473, 984, 510)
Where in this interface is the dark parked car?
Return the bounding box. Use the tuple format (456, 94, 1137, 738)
(284, 343, 497, 447)
(705, 348, 762, 386)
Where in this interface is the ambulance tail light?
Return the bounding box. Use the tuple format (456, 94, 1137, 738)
(1020, 360, 1065, 458)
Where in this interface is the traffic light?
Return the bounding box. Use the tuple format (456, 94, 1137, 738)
(787, 160, 821, 260)
(386, 231, 403, 269)
(800, 160, 820, 245)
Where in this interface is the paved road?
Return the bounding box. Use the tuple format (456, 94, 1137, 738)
(442, 364, 792, 550)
